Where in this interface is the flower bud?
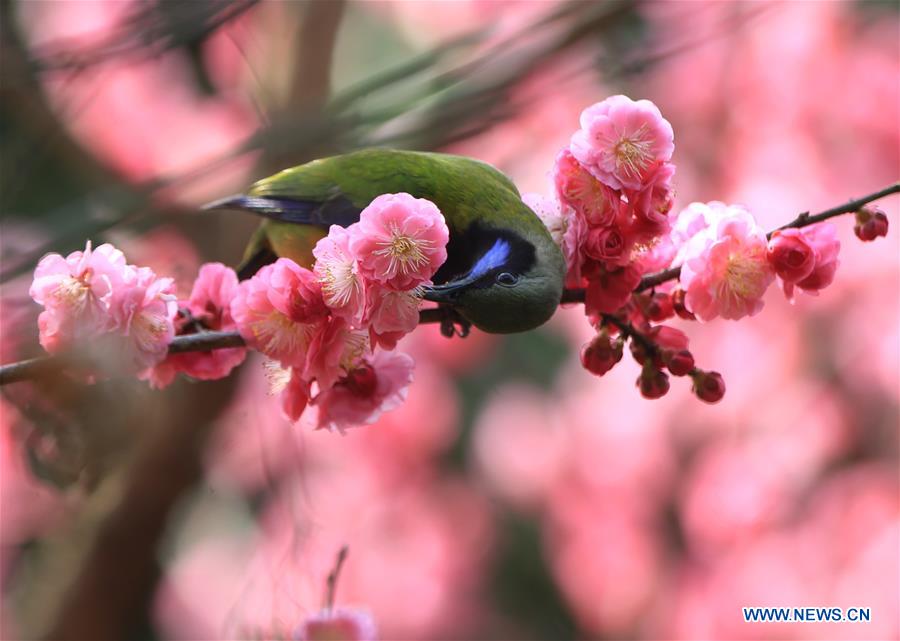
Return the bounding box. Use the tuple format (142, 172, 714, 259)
(646, 292, 674, 321)
(854, 208, 889, 242)
(637, 363, 670, 399)
(672, 288, 695, 320)
(665, 349, 695, 376)
(767, 229, 816, 283)
(580, 332, 623, 377)
(692, 370, 725, 403)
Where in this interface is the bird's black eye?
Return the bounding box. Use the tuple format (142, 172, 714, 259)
(496, 272, 519, 286)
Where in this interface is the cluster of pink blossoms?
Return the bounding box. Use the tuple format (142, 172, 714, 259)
(231, 192, 447, 431)
(29, 193, 449, 432)
(524, 95, 678, 317)
(30, 241, 178, 373)
(525, 94, 857, 402)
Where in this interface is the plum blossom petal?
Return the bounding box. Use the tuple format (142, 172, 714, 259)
(142, 263, 246, 389)
(110, 266, 178, 371)
(767, 228, 817, 284)
(314, 350, 415, 433)
(230, 259, 326, 368)
(679, 204, 775, 321)
(30, 241, 129, 353)
(303, 317, 369, 390)
(350, 193, 449, 291)
(781, 223, 841, 301)
(314, 225, 368, 327)
(584, 265, 643, 319)
(553, 149, 622, 227)
(627, 161, 676, 240)
(570, 95, 674, 190)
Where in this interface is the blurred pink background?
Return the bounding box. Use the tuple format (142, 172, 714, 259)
(2, 1, 898, 640)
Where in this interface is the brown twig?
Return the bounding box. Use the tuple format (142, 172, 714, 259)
(2, 182, 897, 386)
(570, 182, 900, 298)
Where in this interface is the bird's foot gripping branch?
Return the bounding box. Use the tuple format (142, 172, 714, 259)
(3, 95, 897, 433)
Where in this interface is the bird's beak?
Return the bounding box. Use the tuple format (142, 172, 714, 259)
(422, 277, 475, 304)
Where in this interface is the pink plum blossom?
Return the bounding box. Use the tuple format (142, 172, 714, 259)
(780, 223, 840, 301)
(552, 149, 622, 227)
(314, 225, 369, 327)
(522, 192, 586, 287)
(669, 201, 742, 264)
(367, 287, 422, 351)
(767, 228, 817, 283)
(584, 265, 642, 318)
(230, 258, 328, 367)
(143, 263, 246, 388)
(583, 224, 630, 266)
(350, 193, 449, 291)
(30, 241, 128, 353)
(303, 317, 368, 390)
(314, 350, 414, 433)
(570, 95, 674, 191)
(108, 266, 178, 371)
(679, 204, 775, 321)
(627, 161, 676, 239)
(296, 608, 377, 641)
(278, 366, 312, 423)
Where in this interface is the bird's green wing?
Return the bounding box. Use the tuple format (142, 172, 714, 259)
(214, 148, 533, 276)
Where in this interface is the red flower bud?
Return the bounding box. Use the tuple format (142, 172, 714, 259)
(637, 363, 670, 399)
(646, 292, 674, 322)
(854, 208, 889, 242)
(648, 325, 689, 351)
(672, 288, 695, 320)
(666, 349, 695, 376)
(767, 229, 816, 283)
(692, 370, 725, 403)
(580, 332, 623, 377)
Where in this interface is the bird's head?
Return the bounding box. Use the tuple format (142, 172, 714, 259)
(423, 225, 565, 334)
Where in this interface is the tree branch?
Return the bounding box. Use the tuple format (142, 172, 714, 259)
(580, 182, 899, 298)
(2, 182, 896, 386)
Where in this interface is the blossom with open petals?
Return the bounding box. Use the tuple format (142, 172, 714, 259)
(350, 193, 449, 291)
(30, 241, 128, 353)
(109, 266, 178, 371)
(367, 286, 421, 350)
(570, 95, 674, 190)
(627, 161, 676, 239)
(314, 225, 368, 327)
(583, 224, 630, 266)
(303, 317, 370, 390)
(679, 205, 775, 321)
(143, 263, 246, 388)
(230, 258, 328, 367)
(314, 350, 414, 433)
(552, 149, 622, 227)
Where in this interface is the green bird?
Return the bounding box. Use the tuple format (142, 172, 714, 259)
(205, 148, 566, 334)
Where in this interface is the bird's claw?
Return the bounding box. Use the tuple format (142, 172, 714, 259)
(438, 307, 472, 339)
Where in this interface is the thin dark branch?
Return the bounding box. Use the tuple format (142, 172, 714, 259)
(635, 182, 900, 292)
(0, 310, 446, 386)
(2, 182, 897, 386)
